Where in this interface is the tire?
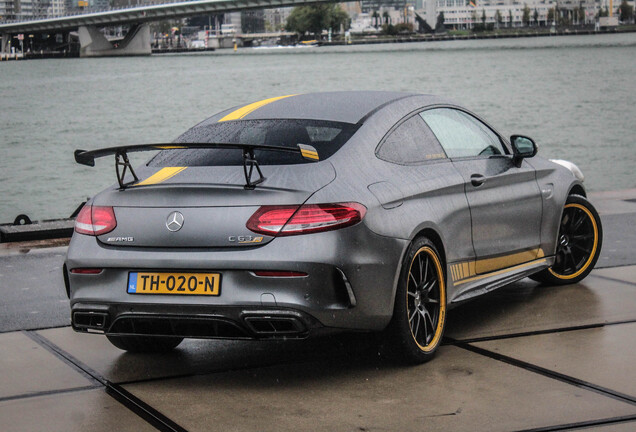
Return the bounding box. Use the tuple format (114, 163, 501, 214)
(530, 194, 602, 285)
(106, 335, 183, 353)
(382, 237, 447, 364)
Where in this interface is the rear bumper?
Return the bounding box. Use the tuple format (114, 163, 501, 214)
(65, 223, 408, 336)
(71, 303, 317, 339)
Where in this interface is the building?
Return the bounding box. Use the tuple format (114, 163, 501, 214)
(47, 0, 65, 16)
(263, 7, 293, 31)
(418, 0, 557, 29)
(1, 0, 53, 20)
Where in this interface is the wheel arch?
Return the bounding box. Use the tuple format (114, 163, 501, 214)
(388, 226, 448, 315)
(414, 228, 447, 275)
(568, 183, 586, 198)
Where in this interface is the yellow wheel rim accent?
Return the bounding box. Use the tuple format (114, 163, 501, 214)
(548, 203, 598, 280)
(407, 246, 446, 352)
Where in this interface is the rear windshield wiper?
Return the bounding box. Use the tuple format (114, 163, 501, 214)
(74, 143, 320, 190)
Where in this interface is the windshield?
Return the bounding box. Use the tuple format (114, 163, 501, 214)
(150, 119, 359, 166)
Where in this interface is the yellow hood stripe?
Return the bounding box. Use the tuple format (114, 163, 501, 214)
(218, 95, 296, 122)
(135, 167, 187, 186)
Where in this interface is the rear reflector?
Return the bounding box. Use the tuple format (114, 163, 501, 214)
(75, 205, 117, 236)
(70, 268, 103, 274)
(246, 202, 366, 236)
(253, 271, 308, 277)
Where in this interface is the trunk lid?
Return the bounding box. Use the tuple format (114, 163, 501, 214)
(93, 163, 335, 248)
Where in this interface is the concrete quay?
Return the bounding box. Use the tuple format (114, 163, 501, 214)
(1, 189, 636, 431)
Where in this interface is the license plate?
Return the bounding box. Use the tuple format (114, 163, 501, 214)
(127, 272, 220, 296)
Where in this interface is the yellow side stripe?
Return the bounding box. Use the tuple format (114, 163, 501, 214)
(135, 167, 187, 186)
(450, 248, 545, 284)
(476, 248, 542, 274)
(218, 95, 296, 122)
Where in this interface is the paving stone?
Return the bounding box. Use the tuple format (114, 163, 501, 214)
(472, 322, 636, 398)
(446, 273, 636, 341)
(37, 326, 379, 384)
(0, 388, 155, 432)
(591, 265, 636, 285)
(123, 346, 636, 432)
(0, 331, 94, 399)
(577, 420, 636, 431)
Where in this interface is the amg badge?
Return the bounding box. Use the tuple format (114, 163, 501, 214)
(106, 236, 134, 242)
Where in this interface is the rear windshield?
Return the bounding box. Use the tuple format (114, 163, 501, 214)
(149, 119, 359, 166)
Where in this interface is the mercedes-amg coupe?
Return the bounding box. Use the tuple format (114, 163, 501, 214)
(64, 92, 602, 363)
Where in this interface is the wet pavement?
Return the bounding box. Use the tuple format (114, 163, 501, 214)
(1, 190, 636, 431)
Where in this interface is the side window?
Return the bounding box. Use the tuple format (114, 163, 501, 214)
(377, 115, 446, 164)
(420, 108, 506, 158)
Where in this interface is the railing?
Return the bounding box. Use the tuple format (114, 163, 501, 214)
(0, 0, 197, 24)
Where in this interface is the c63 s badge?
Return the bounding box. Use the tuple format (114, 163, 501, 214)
(228, 235, 264, 244)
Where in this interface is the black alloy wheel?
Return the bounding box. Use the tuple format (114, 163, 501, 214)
(383, 237, 446, 363)
(531, 194, 602, 285)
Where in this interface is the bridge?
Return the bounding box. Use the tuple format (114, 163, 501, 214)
(0, 0, 331, 57)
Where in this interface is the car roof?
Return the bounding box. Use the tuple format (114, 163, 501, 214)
(199, 91, 450, 125)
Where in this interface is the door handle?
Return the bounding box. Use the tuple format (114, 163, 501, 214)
(471, 174, 486, 187)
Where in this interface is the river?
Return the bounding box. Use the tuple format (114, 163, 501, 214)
(1, 32, 634, 223)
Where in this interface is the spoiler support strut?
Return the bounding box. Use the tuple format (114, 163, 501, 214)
(115, 150, 139, 190)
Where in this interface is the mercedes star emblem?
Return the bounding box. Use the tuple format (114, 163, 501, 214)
(166, 211, 184, 232)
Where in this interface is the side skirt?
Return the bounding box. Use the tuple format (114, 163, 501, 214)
(448, 257, 554, 304)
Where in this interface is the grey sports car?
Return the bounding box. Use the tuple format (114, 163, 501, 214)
(64, 91, 602, 363)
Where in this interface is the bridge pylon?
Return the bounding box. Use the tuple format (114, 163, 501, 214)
(78, 23, 151, 57)
(1, 33, 10, 55)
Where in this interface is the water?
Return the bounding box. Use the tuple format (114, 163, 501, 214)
(1, 33, 635, 223)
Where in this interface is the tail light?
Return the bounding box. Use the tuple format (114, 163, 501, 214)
(74, 205, 117, 236)
(246, 202, 366, 236)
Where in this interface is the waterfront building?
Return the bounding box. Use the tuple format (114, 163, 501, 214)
(0, 0, 18, 20)
(1, 0, 53, 20)
(418, 0, 555, 29)
(46, 0, 64, 17)
(263, 7, 293, 31)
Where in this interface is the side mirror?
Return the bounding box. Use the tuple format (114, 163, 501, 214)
(510, 135, 537, 166)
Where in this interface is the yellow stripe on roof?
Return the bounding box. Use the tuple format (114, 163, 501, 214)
(135, 167, 187, 186)
(218, 95, 296, 122)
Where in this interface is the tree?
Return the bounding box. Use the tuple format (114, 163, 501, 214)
(286, 4, 349, 37)
(495, 9, 503, 28)
(619, 0, 634, 22)
(533, 8, 539, 26)
(372, 10, 380, 28)
(436, 11, 445, 32)
(522, 4, 531, 26)
(481, 9, 486, 26)
(578, 6, 585, 24)
(508, 9, 513, 27)
(547, 7, 555, 24)
(382, 10, 390, 25)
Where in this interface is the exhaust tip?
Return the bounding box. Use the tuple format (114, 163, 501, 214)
(243, 315, 307, 337)
(73, 311, 109, 332)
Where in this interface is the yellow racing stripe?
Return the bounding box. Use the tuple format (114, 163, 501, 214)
(300, 149, 319, 160)
(218, 95, 296, 122)
(135, 167, 187, 186)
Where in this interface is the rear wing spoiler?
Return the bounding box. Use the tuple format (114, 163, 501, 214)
(74, 143, 320, 190)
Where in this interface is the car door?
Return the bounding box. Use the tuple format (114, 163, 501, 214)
(374, 113, 475, 266)
(420, 108, 543, 275)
